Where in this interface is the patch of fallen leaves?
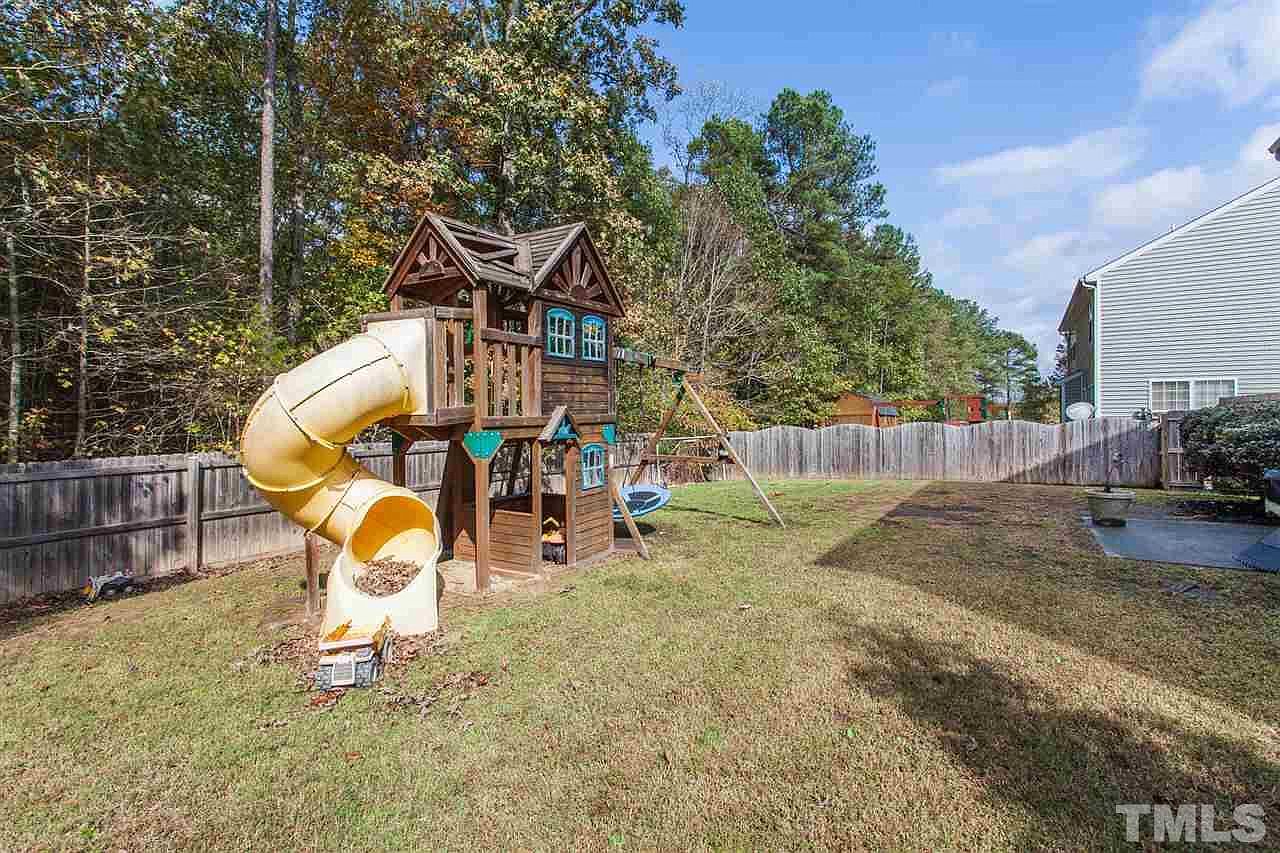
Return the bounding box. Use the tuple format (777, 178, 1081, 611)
(354, 559, 422, 597)
(241, 626, 451, 724)
(378, 669, 491, 717)
(233, 621, 322, 690)
(309, 689, 346, 710)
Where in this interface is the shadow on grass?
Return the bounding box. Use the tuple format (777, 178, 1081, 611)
(829, 617, 1279, 850)
(815, 481, 1280, 725)
(663, 504, 774, 526)
(0, 560, 264, 643)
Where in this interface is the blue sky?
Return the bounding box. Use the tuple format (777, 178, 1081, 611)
(639, 0, 1280, 374)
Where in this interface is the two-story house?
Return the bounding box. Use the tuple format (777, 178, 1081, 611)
(1058, 174, 1280, 418)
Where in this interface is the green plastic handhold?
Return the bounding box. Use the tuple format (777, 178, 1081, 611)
(601, 424, 617, 445)
(463, 430, 503, 461)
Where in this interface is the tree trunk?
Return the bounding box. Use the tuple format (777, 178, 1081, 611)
(496, 154, 514, 236)
(5, 226, 19, 463)
(285, 0, 304, 344)
(1005, 350, 1013, 421)
(74, 195, 90, 457)
(496, 114, 514, 236)
(258, 0, 278, 329)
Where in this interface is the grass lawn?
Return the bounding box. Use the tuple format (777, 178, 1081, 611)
(2, 480, 1278, 851)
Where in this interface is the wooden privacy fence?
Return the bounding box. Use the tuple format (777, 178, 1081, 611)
(0, 421, 1156, 604)
(0, 438, 652, 605)
(716, 418, 1161, 488)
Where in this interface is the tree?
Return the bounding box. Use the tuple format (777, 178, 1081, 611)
(259, 0, 277, 328)
(763, 88, 887, 268)
(980, 332, 1039, 420)
(1018, 376, 1060, 424)
(2, 0, 1052, 459)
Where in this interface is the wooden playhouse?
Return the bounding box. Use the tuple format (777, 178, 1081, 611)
(355, 213, 627, 592)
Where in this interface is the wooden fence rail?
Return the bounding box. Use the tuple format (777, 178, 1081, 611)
(0, 419, 1157, 604)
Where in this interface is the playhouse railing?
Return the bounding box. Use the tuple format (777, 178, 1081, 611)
(429, 307, 472, 417)
(478, 328, 542, 423)
(370, 301, 546, 430)
(466, 291, 545, 430)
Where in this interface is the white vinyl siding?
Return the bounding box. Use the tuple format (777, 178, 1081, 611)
(1095, 178, 1280, 416)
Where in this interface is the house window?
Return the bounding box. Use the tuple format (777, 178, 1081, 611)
(547, 308, 575, 358)
(1150, 381, 1190, 412)
(580, 444, 605, 491)
(1150, 379, 1236, 412)
(582, 315, 606, 362)
(1192, 378, 1236, 409)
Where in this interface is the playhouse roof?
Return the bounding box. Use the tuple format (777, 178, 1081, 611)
(382, 213, 623, 314)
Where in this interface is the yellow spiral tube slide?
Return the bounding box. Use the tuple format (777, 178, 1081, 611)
(239, 321, 442, 637)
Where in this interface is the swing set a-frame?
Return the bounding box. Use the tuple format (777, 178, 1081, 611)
(614, 347, 786, 536)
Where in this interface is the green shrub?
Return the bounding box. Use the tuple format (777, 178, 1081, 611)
(1180, 402, 1280, 493)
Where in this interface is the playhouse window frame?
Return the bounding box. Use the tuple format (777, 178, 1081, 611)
(581, 315, 606, 362)
(546, 308, 576, 359)
(581, 443, 606, 491)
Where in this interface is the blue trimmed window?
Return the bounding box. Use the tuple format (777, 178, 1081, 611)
(581, 443, 606, 490)
(546, 308, 575, 358)
(582, 315, 606, 362)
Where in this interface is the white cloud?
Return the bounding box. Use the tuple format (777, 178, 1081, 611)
(934, 127, 1146, 197)
(1091, 166, 1207, 229)
(1002, 231, 1112, 276)
(939, 204, 995, 229)
(926, 77, 967, 98)
(1002, 232, 1081, 274)
(1088, 122, 1280, 232)
(1142, 0, 1280, 105)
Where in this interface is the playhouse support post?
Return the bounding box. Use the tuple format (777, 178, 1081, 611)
(565, 442, 579, 565)
(527, 299, 543, 417)
(304, 530, 321, 620)
(530, 439, 543, 573)
(391, 431, 408, 487)
(438, 441, 467, 557)
(471, 285, 491, 591)
(473, 454, 491, 592)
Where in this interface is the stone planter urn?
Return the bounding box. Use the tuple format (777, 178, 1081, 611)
(1087, 488, 1136, 526)
(1087, 449, 1135, 526)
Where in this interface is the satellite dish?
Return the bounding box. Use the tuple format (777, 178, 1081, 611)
(1065, 402, 1095, 421)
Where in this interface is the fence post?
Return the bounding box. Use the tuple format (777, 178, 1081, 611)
(186, 456, 203, 572)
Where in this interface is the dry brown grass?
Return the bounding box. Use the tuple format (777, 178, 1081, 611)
(1, 479, 1276, 851)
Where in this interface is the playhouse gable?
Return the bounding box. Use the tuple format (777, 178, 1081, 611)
(532, 227, 624, 317)
(382, 213, 478, 303)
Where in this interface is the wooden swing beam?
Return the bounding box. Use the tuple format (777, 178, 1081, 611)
(616, 348, 785, 528)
